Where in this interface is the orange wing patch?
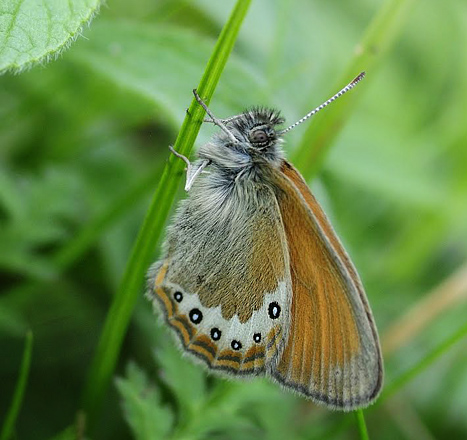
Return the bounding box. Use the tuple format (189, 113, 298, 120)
(271, 162, 382, 409)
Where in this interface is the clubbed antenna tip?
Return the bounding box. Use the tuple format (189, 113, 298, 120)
(351, 71, 366, 85)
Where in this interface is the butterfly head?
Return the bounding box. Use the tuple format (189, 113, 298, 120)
(199, 72, 366, 172)
(219, 107, 284, 153)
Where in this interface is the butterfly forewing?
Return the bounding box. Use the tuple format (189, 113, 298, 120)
(148, 180, 291, 376)
(268, 161, 383, 410)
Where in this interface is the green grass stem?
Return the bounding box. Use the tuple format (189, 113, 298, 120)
(80, 0, 252, 422)
(355, 409, 370, 440)
(0, 331, 33, 440)
(320, 320, 467, 439)
(292, 0, 416, 179)
(380, 320, 467, 402)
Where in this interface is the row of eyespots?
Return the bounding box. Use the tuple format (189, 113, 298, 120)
(174, 291, 281, 351)
(211, 327, 243, 350)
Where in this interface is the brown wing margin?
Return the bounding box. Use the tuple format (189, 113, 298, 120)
(269, 160, 383, 410)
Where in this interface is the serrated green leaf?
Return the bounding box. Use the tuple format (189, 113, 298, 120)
(200, 380, 293, 440)
(116, 362, 174, 440)
(154, 337, 206, 413)
(0, 0, 101, 74)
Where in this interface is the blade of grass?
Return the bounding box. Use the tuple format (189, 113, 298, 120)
(354, 410, 369, 440)
(291, 0, 416, 179)
(81, 0, 252, 422)
(380, 319, 467, 402)
(382, 262, 467, 356)
(1, 331, 33, 440)
(317, 306, 467, 440)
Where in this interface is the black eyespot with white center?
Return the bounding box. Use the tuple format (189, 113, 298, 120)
(253, 333, 262, 343)
(268, 302, 281, 319)
(210, 328, 221, 341)
(174, 291, 183, 303)
(231, 340, 242, 351)
(189, 308, 203, 324)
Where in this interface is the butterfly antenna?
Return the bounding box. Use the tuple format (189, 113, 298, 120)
(277, 71, 366, 135)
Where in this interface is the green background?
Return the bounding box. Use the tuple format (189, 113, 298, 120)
(1, 0, 467, 439)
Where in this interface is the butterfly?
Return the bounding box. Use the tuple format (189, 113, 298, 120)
(147, 72, 383, 410)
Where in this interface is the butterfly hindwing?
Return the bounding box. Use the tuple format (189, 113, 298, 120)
(269, 161, 383, 410)
(148, 178, 291, 376)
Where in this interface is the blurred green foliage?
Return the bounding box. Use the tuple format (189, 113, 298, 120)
(1, 0, 467, 439)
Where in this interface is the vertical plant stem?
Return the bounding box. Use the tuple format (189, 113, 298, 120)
(354, 410, 370, 440)
(292, 0, 416, 179)
(380, 320, 467, 402)
(1, 331, 33, 440)
(319, 313, 467, 439)
(81, 0, 252, 423)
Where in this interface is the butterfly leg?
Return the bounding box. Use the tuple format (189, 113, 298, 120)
(192, 89, 238, 144)
(202, 114, 244, 124)
(188, 98, 244, 125)
(186, 107, 218, 124)
(169, 145, 210, 191)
